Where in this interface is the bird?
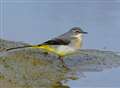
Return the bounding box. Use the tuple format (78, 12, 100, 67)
(6, 27, 87, 67)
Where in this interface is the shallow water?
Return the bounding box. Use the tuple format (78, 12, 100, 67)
(0, 39, 120, 88)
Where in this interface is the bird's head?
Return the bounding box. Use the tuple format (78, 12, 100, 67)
(69, 27, 87, 39)
(57, 27, 88, 49)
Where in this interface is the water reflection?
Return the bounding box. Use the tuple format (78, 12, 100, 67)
(0, 39, 120, 88)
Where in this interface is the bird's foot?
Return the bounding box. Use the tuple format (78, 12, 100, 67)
(58, 56, 70, 70)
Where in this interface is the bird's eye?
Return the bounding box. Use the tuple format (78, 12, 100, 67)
(74, 30, 80, 33)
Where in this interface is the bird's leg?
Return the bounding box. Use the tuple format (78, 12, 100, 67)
(58, 56, 69, 69)
(43, 52, 49, 56)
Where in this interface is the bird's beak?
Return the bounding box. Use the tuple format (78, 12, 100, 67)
(81, 32, 88, 34)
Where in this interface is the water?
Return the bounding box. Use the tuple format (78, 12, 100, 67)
(0, 39, 120, 88)
(1, 0, 120, 87)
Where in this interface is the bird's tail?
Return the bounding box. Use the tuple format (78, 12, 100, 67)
(6, 45, 42, 51)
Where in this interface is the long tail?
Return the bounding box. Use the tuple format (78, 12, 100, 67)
(6, 45, 40, 51)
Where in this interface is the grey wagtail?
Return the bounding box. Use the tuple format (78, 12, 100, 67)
(6, 27, 87, 66)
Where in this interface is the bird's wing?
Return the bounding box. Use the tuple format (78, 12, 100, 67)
(40, 38, 70, 45)
(5, 38, 70, 51)
(64, 49, 120, 72)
